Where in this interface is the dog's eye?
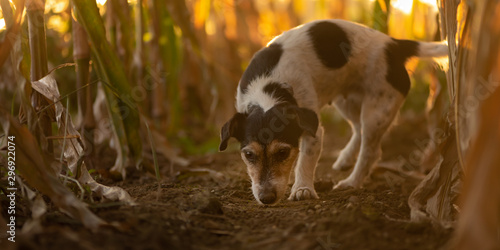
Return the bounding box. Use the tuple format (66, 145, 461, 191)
(244, 151, 257, 162)
(275, 148, 291, 161)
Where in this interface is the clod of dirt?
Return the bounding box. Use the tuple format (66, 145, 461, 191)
(199, 197, 223, 215)
(348, 195, 360, 204)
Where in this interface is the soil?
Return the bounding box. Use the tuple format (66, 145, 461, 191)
(7, 114, 453, 250)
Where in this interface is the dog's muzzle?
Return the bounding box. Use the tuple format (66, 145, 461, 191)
(258, 188, 277, 204)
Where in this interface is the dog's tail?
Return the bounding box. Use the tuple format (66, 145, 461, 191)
(394, 39, 449, 70)
(415, 41, 448, 58)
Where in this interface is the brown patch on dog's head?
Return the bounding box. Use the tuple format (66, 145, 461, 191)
(241, 140, 299, 205)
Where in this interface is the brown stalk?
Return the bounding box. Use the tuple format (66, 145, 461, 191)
(133, 0, 146, 111)
(105, 0, 117, 50)
(148, 0, 166, 123)
(72, 16, 95, 167)
(110, 0, 133, 78)
(25, 0, 53, 153)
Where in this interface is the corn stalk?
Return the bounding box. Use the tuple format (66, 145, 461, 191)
(407, 0, 465, 226)
(152, 0, 182, 132)
(408, 0, 500, 237)
(450, 0, 500, 248)
(109, 0, 133, 78)
(72, 16, 95, 167)
(25, 0, 53, 153)
(71, 0, 143, 176)
(133, 0, 145, 107)
(148, 0, 167, 126)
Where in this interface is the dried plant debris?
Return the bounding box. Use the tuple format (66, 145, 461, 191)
(31, 75, 135, 204)
(0, 110, 104, 231)
(20, 195, 47, 235)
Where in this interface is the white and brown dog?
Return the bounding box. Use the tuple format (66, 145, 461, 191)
(219, 19, 447, 205)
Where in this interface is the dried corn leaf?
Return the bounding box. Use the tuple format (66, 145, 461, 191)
(0, 110, 104, 231)
(18, 178, 37, 201)
(92, 85, 128, 180)
(32, 75, 135, 204)
(408, 112, 462, 227)
(21, 195, 47, 235)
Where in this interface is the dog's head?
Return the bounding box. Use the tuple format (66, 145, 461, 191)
(219, 104, 318, 204)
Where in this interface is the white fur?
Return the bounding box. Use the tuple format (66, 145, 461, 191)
(237, 76, 281, 112)
(236, 19, 448, 199)
(417, 41, 448, 57)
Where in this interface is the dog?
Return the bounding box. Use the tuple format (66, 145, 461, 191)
(219, 19, 448, 205)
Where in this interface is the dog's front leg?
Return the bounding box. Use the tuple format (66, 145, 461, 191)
(289, 126, 324, 201)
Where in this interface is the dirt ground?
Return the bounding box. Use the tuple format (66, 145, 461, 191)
(7, 114, 453, 250)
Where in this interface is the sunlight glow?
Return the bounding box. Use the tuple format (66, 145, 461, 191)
(205, 17, 216, 36)
(392, 0, 413, 14)
(45, 0, 68, 14)
(47, 15, 66, 33)
(0, 18, 5, 31)
(96, 0, 107, 6)
(419, 0, 439, 11)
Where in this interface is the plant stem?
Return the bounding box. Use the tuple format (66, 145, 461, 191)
(73, 16, 95, 167)
(26, 0, 53, 153)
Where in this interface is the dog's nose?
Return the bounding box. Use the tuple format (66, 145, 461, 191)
(259, 191, 277, 204)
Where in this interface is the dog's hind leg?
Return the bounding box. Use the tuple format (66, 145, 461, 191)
(331, 90, 363, 171)
(289, 125, 324, 201)
(334, 87, 404, 189)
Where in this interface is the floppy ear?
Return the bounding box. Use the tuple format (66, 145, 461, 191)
(294, 107, 319, 137)
(219, 113, 246, 151)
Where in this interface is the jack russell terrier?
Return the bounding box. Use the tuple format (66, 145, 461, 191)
(219, 19, 448, 205)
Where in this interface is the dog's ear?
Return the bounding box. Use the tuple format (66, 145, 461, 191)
(293, 107, 319, 137)
(219, 113, 246, 151)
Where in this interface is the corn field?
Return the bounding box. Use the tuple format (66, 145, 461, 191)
(0, 0, 498, 249)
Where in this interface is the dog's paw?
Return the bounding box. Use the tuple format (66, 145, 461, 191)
(288, 186, 319, 201)
(333, 178, 361, 190)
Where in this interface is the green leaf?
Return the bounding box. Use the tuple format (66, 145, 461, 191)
(144, 121, 160, 181)
(373, 0, 390, 33)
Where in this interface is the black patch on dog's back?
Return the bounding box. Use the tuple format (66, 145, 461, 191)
(240, 44, 283, 93)
(308, 21, 351, 69)
(384, 39, 419, 95)
(263, 82, 297, 105)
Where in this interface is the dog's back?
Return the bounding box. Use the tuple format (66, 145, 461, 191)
(236, 19, 447, 113)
